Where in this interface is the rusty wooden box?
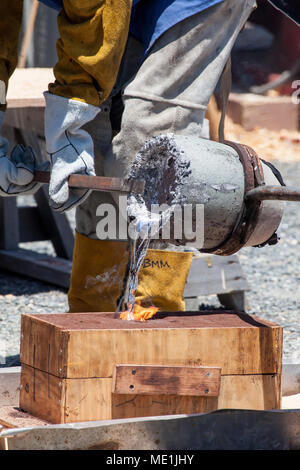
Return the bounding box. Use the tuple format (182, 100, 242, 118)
(19, 311, 282, 424)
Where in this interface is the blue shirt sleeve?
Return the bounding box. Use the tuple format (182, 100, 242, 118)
(130, 0, 225, 57)
(38, 0, 62, 10)
(39, 0, 225, 57)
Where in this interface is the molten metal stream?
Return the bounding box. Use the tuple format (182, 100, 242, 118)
(116, 195, 172, 322)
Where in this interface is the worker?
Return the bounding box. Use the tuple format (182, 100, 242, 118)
(0, 1, 297, 314)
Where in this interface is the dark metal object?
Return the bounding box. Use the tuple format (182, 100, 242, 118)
(246, 186, 300, 202)
(2, 409, 300, 450)
(34, 170, 145, 195)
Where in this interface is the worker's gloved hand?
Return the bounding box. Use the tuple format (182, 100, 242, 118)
(44, 92, 100, 212)
(0, 111, 48, 196)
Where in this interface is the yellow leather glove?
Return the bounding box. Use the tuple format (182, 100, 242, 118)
(68, 232, 193, 313)
(135, 249, 193, 312)
(0, 0, 24, 111)
(49, 0, 132, 106)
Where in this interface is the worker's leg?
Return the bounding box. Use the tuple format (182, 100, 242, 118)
(68, 0, 256, 313)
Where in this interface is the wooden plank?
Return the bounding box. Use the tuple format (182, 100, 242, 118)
(20, 314, 69, 379)
(112, 393, 218, 420)
(19, 365, 112, 424)
(19, 368, 281, 424)
(112, 374, 281, 420)
(227, 92, 299, 132)
(20, 312, 282, 378)
(184, 254, 249, 297)
(19, 364, 64, 424)
(0, 248, 72, 288)
(5, 102, 45, 136)
(6, 68, 54, 101)
(65, 320, 282, 378)
(113, 365, 221, 396)
(64, 377, 112, 423)
(5, 68, 53, 136)
(218, 374, 281, 410)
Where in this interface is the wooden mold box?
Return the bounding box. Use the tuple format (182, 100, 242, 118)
(19, 311, 283, 424)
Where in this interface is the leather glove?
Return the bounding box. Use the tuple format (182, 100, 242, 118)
(44, 92, 100, 212)
(0, 111, 48, 196)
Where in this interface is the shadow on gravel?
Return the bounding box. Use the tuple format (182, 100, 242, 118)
(0, 354, 21, 368)
(0, 269, 67, 296)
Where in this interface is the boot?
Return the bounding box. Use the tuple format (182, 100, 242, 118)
(135, 249, 193, 312)
(68, 231, 128, 313)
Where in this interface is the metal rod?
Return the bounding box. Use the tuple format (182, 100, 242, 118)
(33, 170, 145, 194)
(245, 186, 300, 202)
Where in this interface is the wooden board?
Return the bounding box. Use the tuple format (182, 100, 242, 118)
(0, 249, 72, 289)
(5, 68, 53, 136)
(184, 254, 248, 297)
(4, 100, 45, 136)
(20, 312, 283, 378)
(217, 374, 281, 411)
(3, 69, 50, 136)
(227, 92, 299, 132)
(19, 364, 280, 424)
(7, 68, 54, 101)
(112, 374, 281, 420)
(113, 365, 221, 397)
(19, 364, 112, 424)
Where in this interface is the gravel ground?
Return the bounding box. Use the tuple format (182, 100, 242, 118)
(0, 160, 299, 366)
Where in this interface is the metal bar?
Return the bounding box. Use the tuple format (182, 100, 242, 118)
(34, 170, 145, 195)
(245, 186, 300, 202)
